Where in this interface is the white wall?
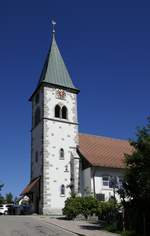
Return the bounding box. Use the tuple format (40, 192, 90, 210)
(42, 86, 79, 214)
(80, 166, 123, 201)
(93, 167, 123, 201)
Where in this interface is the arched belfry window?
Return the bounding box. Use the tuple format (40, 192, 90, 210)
(60, 148, 64, 159)
(54, 104, 68, 120)
(35, 107, 41, 126)
(60, 184, 65, 195)
(55, 105, 61, 118)
(62, 106, 67, 119)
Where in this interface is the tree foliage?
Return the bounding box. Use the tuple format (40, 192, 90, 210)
(120, 117, 150, 236)
(123, 117, 150, 203)
(0, 196, 5, 205)
(5, 192, 13, 203)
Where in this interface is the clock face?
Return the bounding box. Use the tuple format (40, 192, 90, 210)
(56, 89, 66, 99)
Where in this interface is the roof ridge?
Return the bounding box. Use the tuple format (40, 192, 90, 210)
(79, 132, 129, 143)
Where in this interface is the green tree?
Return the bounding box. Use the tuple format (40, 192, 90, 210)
(5, 192, 13, 203)
(121, 117, 150, 236)
(0, 181, 4, 205)
(124, 118, 150, 201)
(0, 196, 4, 205)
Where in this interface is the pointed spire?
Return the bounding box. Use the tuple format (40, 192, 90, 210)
(36, 22, 79, 92)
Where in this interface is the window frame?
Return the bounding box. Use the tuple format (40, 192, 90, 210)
(102, 176, 110, 188)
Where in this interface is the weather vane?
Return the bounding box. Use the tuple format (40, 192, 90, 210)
(52, 20, 56, 33)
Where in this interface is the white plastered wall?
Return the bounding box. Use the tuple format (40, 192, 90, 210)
(42, 86, 79, 214)
(92, 167, 123, 201)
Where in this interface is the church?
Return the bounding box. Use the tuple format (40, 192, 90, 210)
(21, 24, 132, 215)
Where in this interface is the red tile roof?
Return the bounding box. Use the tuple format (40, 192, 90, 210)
(21, 177, 40, 196)
(78, 133, 133, 169)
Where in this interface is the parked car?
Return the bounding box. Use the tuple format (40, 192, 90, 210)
(21, 204, 33, 215)
(0, 204, 12, 215)
(8, 204, 33, 215)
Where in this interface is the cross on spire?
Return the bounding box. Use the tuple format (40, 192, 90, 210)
(52, 20, 56, 34)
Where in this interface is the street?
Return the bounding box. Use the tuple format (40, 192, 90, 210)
(0, 216, 76, 236)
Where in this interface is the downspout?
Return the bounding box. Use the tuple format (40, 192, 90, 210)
(92, 167, 96, 197)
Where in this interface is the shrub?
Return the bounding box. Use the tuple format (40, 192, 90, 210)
(97, 200, 118, 223)
(63, 196, 82, 219)
(63, 196, 99, 220)
(105, 223, 118, 233)
(121, 231, 137, 236)
(80, 196, 99, 219)
(63, 196, 119, 222)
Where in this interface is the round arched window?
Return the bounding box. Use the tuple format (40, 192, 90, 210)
(60, 184, 65, 195)
(55, 105, 61, 118)
(62, 106, 67, 119)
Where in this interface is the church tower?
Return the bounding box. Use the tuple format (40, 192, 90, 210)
(29, 24, 80, 214)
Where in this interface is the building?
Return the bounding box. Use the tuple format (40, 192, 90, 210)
(21, 26, 132, 215)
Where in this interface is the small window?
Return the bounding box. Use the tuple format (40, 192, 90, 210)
(60, 148, 64, 159)
(35, 93, 40, 104)
(35, 151, 38, 163)
(55, 105, 61, 118)
(62, 106, 67, 119)
(35, 107, 41, 126)
(64, 165, 68, 172)
(102, 176, 109, 187)
(60, 184, 65, 195)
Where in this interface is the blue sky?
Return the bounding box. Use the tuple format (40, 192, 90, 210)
(0, 0, 150, 198)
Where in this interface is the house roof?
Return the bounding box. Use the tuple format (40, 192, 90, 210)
(78, 133, 133, 169)
(20, 177, 40, 196)
(37, 33, 78, 92)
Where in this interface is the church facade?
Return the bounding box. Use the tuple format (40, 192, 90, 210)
(21, 28, 132, 215)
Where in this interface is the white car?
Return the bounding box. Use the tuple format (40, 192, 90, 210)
(0, 204, 12, 215)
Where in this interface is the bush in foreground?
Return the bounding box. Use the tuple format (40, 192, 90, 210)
(63, 196, 118, 221)
(63, 196, 82, 219)
(63, 196, 99, 220)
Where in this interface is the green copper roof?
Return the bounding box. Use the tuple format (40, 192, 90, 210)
(38, 34, 77, 90)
